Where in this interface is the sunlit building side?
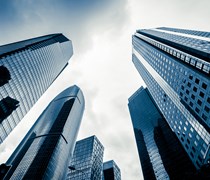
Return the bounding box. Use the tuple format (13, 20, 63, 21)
(103, 160, 121, 180)
(0, 34, 72, 143)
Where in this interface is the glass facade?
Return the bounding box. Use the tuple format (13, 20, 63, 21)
(128, 87, 196, 179)
(66, 136, 104, 180)
(4, 85, 85, 180)
(103, 160, 121, 180)
(132, 27, 210, 170)
(0, 34, 73, 143)
(157, 27, 210, 38)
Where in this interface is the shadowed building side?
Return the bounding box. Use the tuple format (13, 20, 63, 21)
(3, 85, 85, 180)
(128, 87, 196, 180)
(103, 160, 121, 180)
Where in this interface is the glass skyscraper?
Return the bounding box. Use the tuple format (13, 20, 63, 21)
(67, 135, 104, 180)
(132, 27, 210, 171)
(3, 85, 85, 179)
(103, 160, 121, 180)
(0, 34, 72, 143)
(128, 87, 196, 179)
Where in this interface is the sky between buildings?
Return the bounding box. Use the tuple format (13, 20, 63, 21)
(0, 0, 210, 179)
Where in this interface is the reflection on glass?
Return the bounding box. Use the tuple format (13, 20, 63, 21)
(0, 66, 11, 87)
(0, 96, 19, 123)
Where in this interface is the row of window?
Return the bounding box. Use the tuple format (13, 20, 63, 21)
(135, 33, 210, 74)
(158, 27, 210, 38)
(133, 36, 210, 127)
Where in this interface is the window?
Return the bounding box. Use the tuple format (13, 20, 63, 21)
(181, 54, 185, 60)
(193, 87, 197, 92)
(187, 82, 191, 87)
(196, 135, 200, 140)
(185, 144, 189, 149)
(181, 85, 184, 90)
(198, 155, 202, 162)
(199, 91, 204, 98)
(202, 83, 207, 89)
(190, 59, 196, 66)
(195, 78, 200, 84)
(196, 62, 202, 69)
(191, 94, 195, 100)
(202, 114, 207, 121)
(203, 64, 210, 73)
(194, 141, 198, 146)
(207, 97, 210, 104)
(189, 101, 193, 107)
(197, 99, 202, 106)
(195, 107, 200, 113)
(189, 75, 193, 80)
(185, 56, 190, 62)
(204, 106, 210, 113)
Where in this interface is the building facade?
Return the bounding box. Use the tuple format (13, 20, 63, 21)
(3, 85, 85, 179)
(132, 27, 210, 170)
(128, 87, 196, 179)
(67, 136, 104, 180)
(0, 34, 72, 143)
(103, 160, 121, 180)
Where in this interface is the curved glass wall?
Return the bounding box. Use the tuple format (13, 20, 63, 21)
(5, 85, 85, 180)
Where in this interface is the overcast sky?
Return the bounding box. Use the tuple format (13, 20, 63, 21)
(0, 0, 210, 179)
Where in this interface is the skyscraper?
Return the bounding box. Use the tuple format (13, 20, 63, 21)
(132, 27, 210, 171)
(67, 135, 104, 180)
(3, 85, 85, 179)
(0, 34, 72, 143)
(128, 87, 196, 179)
(103, 160, 121, 180)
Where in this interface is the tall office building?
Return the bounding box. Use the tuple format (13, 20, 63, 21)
(67, 136, 104, 180)
(128, 87, 196, 179)
(132, 27, 210, 171)
(103, 160, 121, 180)
(3, 85, 85, 179)
(0, 34, 72, 143)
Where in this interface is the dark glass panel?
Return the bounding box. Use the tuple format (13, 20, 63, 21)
(23, 98, 75, 179)
(0, 97, 19, 123)
(0, 66, 11, 87)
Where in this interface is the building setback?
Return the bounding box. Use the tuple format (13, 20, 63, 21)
(67, 136, 104, 180)
(0, 34, 72, 143)
(128, 87, 196, 179)
(3, 85, 85, 179)
(103, 160, 121, 180)
(132, 27, 210, 174)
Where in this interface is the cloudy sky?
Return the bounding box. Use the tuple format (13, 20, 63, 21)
(0, 0, 210, 179)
